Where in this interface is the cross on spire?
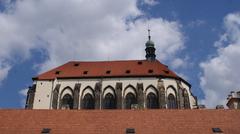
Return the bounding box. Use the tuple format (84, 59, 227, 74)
(148, 29, 151, 41)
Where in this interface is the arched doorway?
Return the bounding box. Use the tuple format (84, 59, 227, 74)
(147, 92, 159, 109)
(82, 93, 95, 109)
(103, 93, 116, 109)
(125, 93, 137, 109)
(167, 94, 177, 109)
(60, 94, 73, 109)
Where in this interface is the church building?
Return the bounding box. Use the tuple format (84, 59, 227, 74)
(2, 31, 239, 134)
(25, 31, 197, 110)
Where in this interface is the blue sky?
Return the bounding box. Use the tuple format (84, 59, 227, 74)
(0, 0, 240, 108)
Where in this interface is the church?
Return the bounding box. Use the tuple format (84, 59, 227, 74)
(25, 31, 197, 110)
(1, 31, 240, 134)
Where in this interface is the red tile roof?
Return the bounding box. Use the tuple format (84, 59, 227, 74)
(0, 109, 239, 134)
(34, 60, 180, 80)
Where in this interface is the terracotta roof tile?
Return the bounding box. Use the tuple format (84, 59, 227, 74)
(0, 109, 239, 134)
(34, 60, 180, 80)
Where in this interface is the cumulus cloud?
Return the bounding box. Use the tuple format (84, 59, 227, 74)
(19, 88, 28, 108)
(200, 12, 240, 108)
(0, 0, 185, 83)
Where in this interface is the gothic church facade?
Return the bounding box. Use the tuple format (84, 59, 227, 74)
(25, 32, 198, 110)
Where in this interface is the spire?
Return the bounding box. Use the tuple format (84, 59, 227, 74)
(145, 29, 156, 61)
(145, 29, 154, 48)
(148, 29, 151, 41)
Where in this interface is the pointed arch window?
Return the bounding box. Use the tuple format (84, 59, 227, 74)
(103, 93, 116, 109)
(147, 92, 159, 109)
(60, 94, 73, 109)
(125, 93, 137, 109)
(82, 93, 95, 109)
(183, 90, 190, 109)
(167, 94, 177, 109)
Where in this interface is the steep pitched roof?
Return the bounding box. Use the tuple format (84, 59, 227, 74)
(34, 60, 180, 80)
(0, 109, 239, 134)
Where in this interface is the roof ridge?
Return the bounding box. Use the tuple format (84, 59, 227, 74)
(69, 59, 151, 63)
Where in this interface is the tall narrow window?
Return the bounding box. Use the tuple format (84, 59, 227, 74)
(183, 90, 190, 109)
(125, 93, 137, 109)
(82, 93, 95, 109)
(103, 93, 116, 109)
(52, 84, 60, 109)
(60, 94, 73, 109)
(147, 92, 159, 109)
(167, 94, 177, 109)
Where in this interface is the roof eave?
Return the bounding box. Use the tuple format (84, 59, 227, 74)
(33, 75, 191, 87)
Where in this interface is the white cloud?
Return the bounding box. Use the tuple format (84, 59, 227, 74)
(188, 19, 206, 28)
(18, 88, 28, 108)
(171, 58, 185, 69)
(0, 61, 11, 85)
(200, 12, 240, 108)
(143, 0, 159, 6)
(19, 88, 28, 97)
(0, 0, 185, 82)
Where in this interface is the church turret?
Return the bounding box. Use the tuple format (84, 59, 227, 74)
(145, 29, 156, 61)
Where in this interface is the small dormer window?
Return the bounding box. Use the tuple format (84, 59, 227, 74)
(74, 63, 79, 67)
(41, 128, 51, 134)
(148, 69, 153, 73)
(212, 128, 223, 133)
(163, 70, 169, 74)
(137, 61, 142, 65)
(106, 70, 111, 74)
(83, 71, 88, 74)
(126, 70, 131, 74)
(55, 71, 61, 75)
(126, 128, 135, 134)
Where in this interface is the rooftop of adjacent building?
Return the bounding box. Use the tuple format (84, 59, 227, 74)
(226, 91, 240, 108)
(227, 91, 240, 100)
(0, 109, 239, 134)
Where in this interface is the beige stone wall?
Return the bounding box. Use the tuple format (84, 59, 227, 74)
(33, 80, 53, 109)
(32, 77, 197, 109)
